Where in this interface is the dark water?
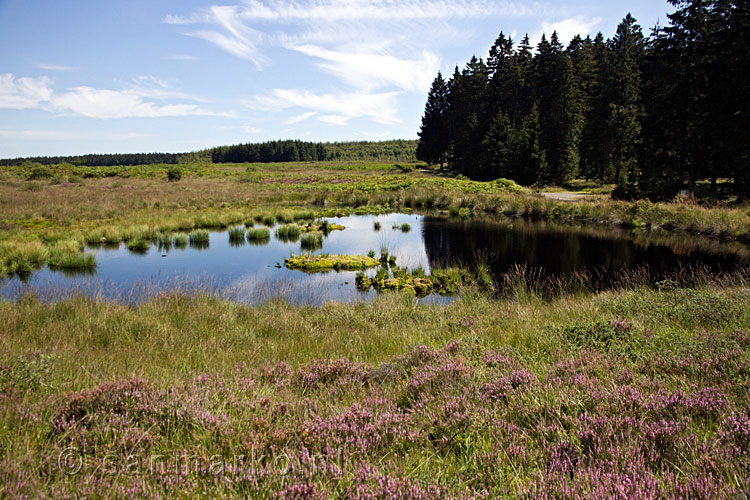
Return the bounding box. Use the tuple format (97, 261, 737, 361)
(1, 213, 748, 304)
(422, 217, 750, 284)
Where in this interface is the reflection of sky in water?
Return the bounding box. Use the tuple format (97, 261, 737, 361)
(1, 213, 747, 305)
(0, 213, 442, 305)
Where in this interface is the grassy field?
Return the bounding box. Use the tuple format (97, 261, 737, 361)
(1, 161, 749, 498)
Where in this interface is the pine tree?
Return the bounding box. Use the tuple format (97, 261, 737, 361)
(417, 72, 449, 168)
(608, 14, 646, 198)
(579, 33, 613, 182)
(447, 57, 490, 178)
(535, 32, 581, 184)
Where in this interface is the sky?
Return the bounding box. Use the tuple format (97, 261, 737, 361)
(0, 0, 673, 158)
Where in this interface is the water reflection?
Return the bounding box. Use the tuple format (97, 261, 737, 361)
(1, 213, 747, 305)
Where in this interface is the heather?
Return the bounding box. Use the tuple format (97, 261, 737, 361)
(1, 285, 749, 498)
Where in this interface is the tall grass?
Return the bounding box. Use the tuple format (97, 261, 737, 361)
(227, 226, 246, 244)
(126, 239, 150, 253)
(173, 233, 188, 248)
(0, 240, 49, 274)
(246, 227, 271, 244)
(47, 240, 96, 270)
(188, 229, 210, 249)
(300, 232, 323, 250)
(275, 223, 302, 242)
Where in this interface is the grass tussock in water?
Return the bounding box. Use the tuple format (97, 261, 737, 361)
(188, 229, 209, 244)
(172, 233, 188, 248)
(245, 227, 271, 242)
(1, 284, 749, 498)
(275, 223, 302, 242)
(299, 231, 324, 250)
(126, 239, 149, 253)
(47, 240, 95, 270)
(227, 226, 246, 243)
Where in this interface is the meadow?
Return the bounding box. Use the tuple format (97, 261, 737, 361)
(1, 161, 749, 498)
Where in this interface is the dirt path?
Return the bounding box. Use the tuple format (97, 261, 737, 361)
(540, 192, 589, 202)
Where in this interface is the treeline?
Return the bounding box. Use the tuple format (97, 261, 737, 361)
(1, 140, 418, 167)
(211, 139, 417, 163)
(417, 0, 750, 199)
(0, 153, 178, 167)
(324, 140, 417, 161)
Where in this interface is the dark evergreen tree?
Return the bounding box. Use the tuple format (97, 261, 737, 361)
(604, 14, 646, 198)
(535, 33, 581, 184)
(446, 57, 490, 178)
(416, 72, 449, 168)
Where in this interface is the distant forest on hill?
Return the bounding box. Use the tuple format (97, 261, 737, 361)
(0, 140, 418, 167)
(416, 0, 750, 199)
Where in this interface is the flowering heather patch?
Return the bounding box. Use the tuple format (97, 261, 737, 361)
(2, 289, 750, 498)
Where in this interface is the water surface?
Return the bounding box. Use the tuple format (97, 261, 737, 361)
(1, 213, 747, 304)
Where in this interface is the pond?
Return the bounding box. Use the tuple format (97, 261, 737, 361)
(1, 213, 748, 305)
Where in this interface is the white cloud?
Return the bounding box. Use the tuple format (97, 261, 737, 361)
(255, 89, 401, 125)
(535, 16, 604, 46)
(36, 64, 74, 72)
(52, 87, 222, 119)
(283, 111, 317, 125)
(0, 74, 54, 110)
(289, 45, 440, 93)
(0, 73, 229, 119)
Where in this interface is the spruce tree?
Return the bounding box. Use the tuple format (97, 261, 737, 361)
(417, 72, 449, 168)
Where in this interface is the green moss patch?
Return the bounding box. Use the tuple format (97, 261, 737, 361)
(285, 254, 380, 272)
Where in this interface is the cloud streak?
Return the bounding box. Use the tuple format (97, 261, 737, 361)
(254, 89, 401, 125)
(0, 73, 229, 119)
(36, 64, 75, 72)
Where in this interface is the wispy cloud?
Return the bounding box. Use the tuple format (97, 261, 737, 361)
(254, 89, 401, 125)
(166, 1, 534, 25)
(283, 111, 317, 125)
(164, 54, 198, 61)
(289, 45, 440, 93)
(36, 64, 75, 72)
(0, 73, 230, 119)
(166, 1, 555, 128)
(0, 74, 54, 109)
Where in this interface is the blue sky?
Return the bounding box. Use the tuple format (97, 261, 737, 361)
(0, 0, 673, 158)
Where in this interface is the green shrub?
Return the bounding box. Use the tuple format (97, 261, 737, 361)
(28, 165, 54, 180)
(166, 167, 182, 182)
